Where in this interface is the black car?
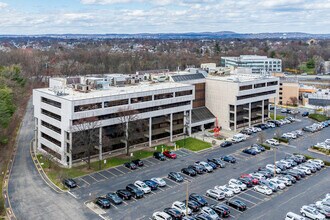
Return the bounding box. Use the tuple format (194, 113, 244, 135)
(168, 172, 184, 182)
(238, 177, 253, 187)
(189, 193, 208, 207)
(116, 189, 132, 200)
(286, 171, 301, 180)
(242, 148, 257, 155)
(126, 184, 144, 199)
(188, 165, 204, 174)
(207, 158, 226, 168)
(257, 170, 272, 178)
(226, 199, 247, 211)
(302, 112, 309, 117)
(106, 192, 123, 205)
(124, 162, 137, 170)
(143, 180, 158, 190)
(183, 200, 201, 212)
(63, 178, 77, 188)
(282, 175, 297, 183)
(153, 152, 166, 161)
(164, 207, 184, 219)
(207, 161, 217, 170)
(181, 167, 197, 176)
(220, 141, 233, 147)
(221, 155, 236, 163)
(240, 129, 252, 135)
(252, 143, 265, 151)
(195, 213, 213, 220)
(255, 124, 267, 130)
(95, 197, 111, 209)
(210, 204, 230, 218)
(132, 159, 144, 167)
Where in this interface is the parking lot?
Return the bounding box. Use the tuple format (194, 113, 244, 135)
(66, 116, 329, 219)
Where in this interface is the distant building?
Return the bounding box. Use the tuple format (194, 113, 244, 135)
(278, 80, 299, 106)
(220, 55, 282, 74)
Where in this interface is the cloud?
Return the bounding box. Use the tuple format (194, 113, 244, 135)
(0, 2, 8, 9)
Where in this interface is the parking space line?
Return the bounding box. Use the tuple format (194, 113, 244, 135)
(78, 177, 91, 185)
(243, 191, 265, 201)
(97, 172, 109, 179)
(234, 195, 257, 206)
(146, 159, 156, 165)
(122, 200, 129, 206)
(88, 174, 100, 182)
(205, 195, 221, 203)
(105, 169, 118, 177)
(122, 166, 133, 172)
(113, 167, 125, 174)
(165, 177, 180, 185)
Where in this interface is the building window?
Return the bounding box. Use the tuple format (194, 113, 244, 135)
(131, 96, 152, 104)
(254, 83, 266, 88)
(237, 90, 276, 100)
(229, 105, 235, 111)
(104, 99, 129, 108)
(66, 132, 70, 140)
(41, 132, 61, 147)
(41, 109, 61, 121)
(267, 81, 278, 86)
(239, 85, 253, 91)
(41, 97, 61, 108)
(41, 121, 61, 134)
(74, 103, 102, 112)
(154, 93, 173, 100)
(175, 90, 193, 97)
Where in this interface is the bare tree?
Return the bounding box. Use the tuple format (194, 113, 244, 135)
(257, 132, 266, 144)
(274, 128, 282, 140)
(117, 107, 146, 156)
(71, 117, 100, 169)
(289, 96, 298, 106)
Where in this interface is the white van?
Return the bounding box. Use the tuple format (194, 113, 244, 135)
(231, 133, 246, 143)
(285, 212, 306, 220)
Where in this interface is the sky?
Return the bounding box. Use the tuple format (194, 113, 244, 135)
(0, 0, 330, 34)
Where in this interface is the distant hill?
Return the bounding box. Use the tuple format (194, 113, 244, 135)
(1, 31, 330, 40)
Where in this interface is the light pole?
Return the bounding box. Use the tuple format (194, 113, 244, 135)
(186, 181, 189, 216)
(184, 113, 190, 148)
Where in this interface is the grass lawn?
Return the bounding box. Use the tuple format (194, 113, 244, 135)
(270, 113, 285, 120)
(308, 113, 329, 122)
(176, 137, 212, 152)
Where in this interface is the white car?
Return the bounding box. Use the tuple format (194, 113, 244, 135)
(151, 177, 166, 187)
(280, 160, 292, 168)
(250, 173, 266, 180)
(267, 122, 275, 128)
(308, 159, 325, 167)
(214, 185, 234, 197)
(325, 139, 330, 145)
(201, 207, 220, 220)
(266, 139, 279, 146)
(226, 184, 241, 194)
(195, 161, 213, 172)
(152, 211, 172, 220)
(228, 179, 247, 190)
(250, 127, 259, 133)
(254, 185, 272, 195)
(294, 166, 311, 175)
(276, 177, 292, 186)
(300, 205, 325, 220)
(316, 200, 330, 209)
(134, 180, 151, 193)
(206, 189, 225, 200)
(172, 201, 192, 216)
(265, 164, 281, 174)
(269, 178, 286, 189)
(287, 133, 297, 139)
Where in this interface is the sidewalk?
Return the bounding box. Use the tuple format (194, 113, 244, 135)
(191, 129, 238, 146)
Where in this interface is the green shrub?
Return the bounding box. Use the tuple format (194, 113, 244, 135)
(311, 146, 330, 155)
(308, 113, 329, 122)
(260, 143, 271, 150)
(273, 137, 289, 143)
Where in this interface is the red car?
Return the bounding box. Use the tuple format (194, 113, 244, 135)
(240, 174, 259, 185)
(163, 150, 177, 159)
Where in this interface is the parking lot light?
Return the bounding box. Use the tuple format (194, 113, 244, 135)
(186, 182, 189, 216)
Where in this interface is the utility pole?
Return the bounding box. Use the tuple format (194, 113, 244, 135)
(186, 181, 189, 216)
(274, 146, 276, 177)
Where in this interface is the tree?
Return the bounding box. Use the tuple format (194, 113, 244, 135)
(257, 132, 266, 144)
(117, 107, 146, 156)
(306, 59, 315, 69)
(71, 117, 100, 169)
(274, 128, 282, 140)
(289, 96, 298, 106)
(269, 51, 276, 58)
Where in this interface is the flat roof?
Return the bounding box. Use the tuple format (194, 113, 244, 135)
(222, 55, 281, 61)
(207, 74, 278, 83)
(35, 81, 192, 101)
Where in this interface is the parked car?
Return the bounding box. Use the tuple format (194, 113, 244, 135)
(134, 180, 151, 194)
(63, 178, 77, 188)
(126, 184, 144, 199)
(132, 159, 144, 167)
(206, 189, 225, 200)
(195, 213, 213, 220)
(300, 205, 325, 220)
(183, 199, 201, 212)
(188, 164, 205, 174)
(195, 161, 213, 172)
(163, 207, 184, 219)
(215, 185, 236, 196)
(252, 143, 265, 151)
(210, 204, 230, 218)
(200, 206, 220, 220)
(302, 112, 309, 117)
(168, 172, 184, 182)
(143, 180, 158, 190)
(265, 139, 279, 146)
(228, 178, 247, 190)
(152, 211, 172, 220)
(116, 189, 132, 200)
(172, 201, 192, 216)
(153, 152, 166, 161)
(285, 212, 306, 220)
(226, 199, 247, 211)
(253, 185, 272, 195)
(124, 162, 137, 170)
(220, 141, 233, 147)
(151, 177, 167, 187)
(95, 197, 111, 209)
(106, 192, 123, 205)
(207, 158, 226, 168)
(189, 193, 208, 206)
(240, 174, 259, 185)
(181, 167, 197, 176)
(221, 155, 236, 163)
(163, 150, 177, 159)
(242, 148, 257, 155)
(238, 177, 253, 187)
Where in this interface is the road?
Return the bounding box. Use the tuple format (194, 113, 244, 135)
(7, 99, 95, 220)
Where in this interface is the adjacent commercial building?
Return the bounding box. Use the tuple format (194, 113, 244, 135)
(205, 74, 279, 130)
(221, 55, 282, 74)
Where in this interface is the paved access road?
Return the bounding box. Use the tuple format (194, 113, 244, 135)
(7, 100, 95, 220)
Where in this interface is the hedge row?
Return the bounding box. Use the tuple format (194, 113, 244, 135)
(273, 137, 289, 143)
(311, 146, 330, 155)
(294, 153, 330, 166)
(260, 143, 271, 150)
